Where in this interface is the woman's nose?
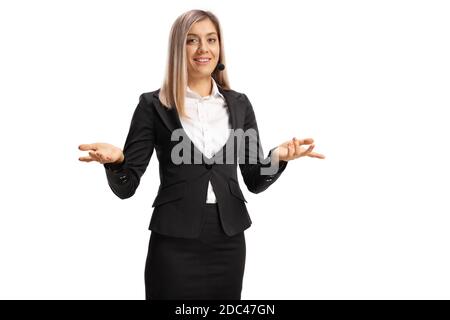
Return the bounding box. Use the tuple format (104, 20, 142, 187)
(197, 42, 208, 53)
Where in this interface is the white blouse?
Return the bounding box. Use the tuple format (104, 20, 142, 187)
(180, 78, 231, 203)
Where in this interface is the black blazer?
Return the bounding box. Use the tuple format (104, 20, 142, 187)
(103, 85, 288, 239)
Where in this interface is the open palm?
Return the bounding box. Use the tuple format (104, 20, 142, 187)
(274, 137, 325, 162)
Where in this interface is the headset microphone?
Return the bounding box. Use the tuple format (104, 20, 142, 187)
(216, 63, 225, 71)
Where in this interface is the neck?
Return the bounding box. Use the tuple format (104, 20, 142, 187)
(188, 76, 213, 97)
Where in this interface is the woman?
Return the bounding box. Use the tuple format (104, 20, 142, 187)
(78, 9, 325, 300)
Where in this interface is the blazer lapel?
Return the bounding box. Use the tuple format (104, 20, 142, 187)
(218, 84, 239, 131)
(152, 90, 182, 133)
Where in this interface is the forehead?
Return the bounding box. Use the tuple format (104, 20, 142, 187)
(188, 18, 218, 36)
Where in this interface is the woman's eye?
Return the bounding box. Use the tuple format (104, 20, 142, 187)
(187, 38, 217, 44)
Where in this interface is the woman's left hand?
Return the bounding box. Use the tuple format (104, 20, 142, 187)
(273, 137, 325, 162)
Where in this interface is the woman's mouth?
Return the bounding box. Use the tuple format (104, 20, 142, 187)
(193, 58, 211, 65)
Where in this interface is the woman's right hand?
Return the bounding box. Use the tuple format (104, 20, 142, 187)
(78, 142, 124, 165)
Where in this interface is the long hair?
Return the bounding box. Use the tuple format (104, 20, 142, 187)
(158, 10, 231, 119)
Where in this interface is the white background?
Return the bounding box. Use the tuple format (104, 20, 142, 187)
(1, 0, 449, 299)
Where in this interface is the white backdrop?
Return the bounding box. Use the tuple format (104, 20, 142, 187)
(1, 0, 449, 299)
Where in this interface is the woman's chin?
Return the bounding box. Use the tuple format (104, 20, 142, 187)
(191, 70, 214, 78)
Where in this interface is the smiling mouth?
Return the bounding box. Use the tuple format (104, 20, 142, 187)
(193, 58, 211, 65)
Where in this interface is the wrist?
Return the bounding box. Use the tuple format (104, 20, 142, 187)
(270, 147, 281, 164)
(112, 153, 124, 165)
(272, 146, 289, 164)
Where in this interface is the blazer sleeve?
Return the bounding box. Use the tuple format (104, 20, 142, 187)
(238, 93, 288, 194)
(103, 93, 155, 199)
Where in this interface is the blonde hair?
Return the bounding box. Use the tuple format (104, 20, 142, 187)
(158, 9, 231, 119)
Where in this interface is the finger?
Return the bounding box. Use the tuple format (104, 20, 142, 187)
(96, 152, 112, 162)
(308, 152, 326, 159)
(96, 152, 106, 162)
(89, 151, 103, 163)
(79, 144, 98, 151)
(79, 156, 95, 162)
(301, 144, 315, 156)
(295, 138, 314, 146)
(294, 140, 304, 155)
(288, 142, 295, 159)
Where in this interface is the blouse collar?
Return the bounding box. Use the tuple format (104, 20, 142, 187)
(186, 77, 224, 99)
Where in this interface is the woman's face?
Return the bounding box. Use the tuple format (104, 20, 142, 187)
(186, 18, 220, 80)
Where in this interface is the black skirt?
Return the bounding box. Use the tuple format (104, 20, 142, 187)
(144, 203, 246, 300)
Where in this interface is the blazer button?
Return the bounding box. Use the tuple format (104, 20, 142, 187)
(119, 175, 128, 184)
(205, 163, 213, 170)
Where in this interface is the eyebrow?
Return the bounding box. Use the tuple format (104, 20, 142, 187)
(187, 32, 218, 37)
